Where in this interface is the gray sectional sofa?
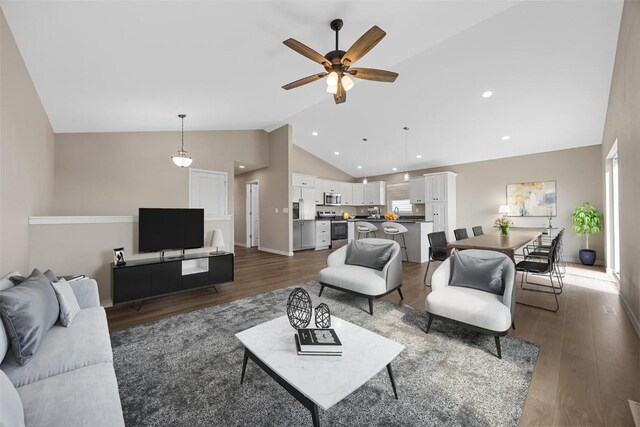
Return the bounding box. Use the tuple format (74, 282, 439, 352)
(0, 273, 124, 426)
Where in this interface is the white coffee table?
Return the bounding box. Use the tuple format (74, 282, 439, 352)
(235, 315, 404, 426)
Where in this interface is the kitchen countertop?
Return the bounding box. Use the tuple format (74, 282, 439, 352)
(346, 218, 432, 224)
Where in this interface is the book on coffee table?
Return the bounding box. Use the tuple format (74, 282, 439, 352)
(296, 328, 342, 353)
(294, 335, 342, 356)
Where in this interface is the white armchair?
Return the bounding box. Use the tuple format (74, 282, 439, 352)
(425, 249, 515, 358)
(318, 238, 403, 315)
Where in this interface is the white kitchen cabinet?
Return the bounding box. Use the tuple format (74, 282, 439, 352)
(352, 183, 364, 206)
(292, 173, 316, 188)
(321, 180, 340, 194)
(313, 181, 325, 205)
(424, 172, 456, 240)
(363, 181, 386, 205)
(409, 178, 426, 204)
(315, 220, 331, 249)
(426, 202, 447, 233)
(425, 173, 451, 202)
(339, 182, 353, 205)
(292, 187, 316, 220)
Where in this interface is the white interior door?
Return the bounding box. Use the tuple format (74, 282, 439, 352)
(250, 183, 260, 247)
(190, 169, 227, 215)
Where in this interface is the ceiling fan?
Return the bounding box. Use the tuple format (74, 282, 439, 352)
(282, 19, 398, 104)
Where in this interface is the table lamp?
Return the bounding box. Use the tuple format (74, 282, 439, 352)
(211, 229, 225, 255)
(498, 205, 510, 215)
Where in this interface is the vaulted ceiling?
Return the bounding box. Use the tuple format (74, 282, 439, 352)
(1, 1, 622, 177)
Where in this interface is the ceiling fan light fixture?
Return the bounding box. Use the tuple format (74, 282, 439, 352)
(326, 71, 339, 87)
(341, 75, 354, 91)
(326, 84, 338, 94)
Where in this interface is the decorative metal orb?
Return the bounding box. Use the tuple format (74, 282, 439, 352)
(314, 303, 331, 328)
(286, 288, 312, 329)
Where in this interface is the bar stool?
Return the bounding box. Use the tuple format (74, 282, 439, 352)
(355, 222, 378, 239)
(382, 221, 408, 261)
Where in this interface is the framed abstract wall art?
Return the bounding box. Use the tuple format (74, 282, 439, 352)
(506, 181, 557, 217)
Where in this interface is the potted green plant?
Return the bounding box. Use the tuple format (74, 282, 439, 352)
(571, 202, 602, 266)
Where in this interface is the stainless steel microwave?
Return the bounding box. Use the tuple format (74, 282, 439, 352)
(324, 193, 342, 206)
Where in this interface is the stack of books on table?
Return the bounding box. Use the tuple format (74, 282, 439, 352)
(294, 328, 342, 356)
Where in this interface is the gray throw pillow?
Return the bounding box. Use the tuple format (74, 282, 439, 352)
(0, 270, 60, 365)
(9, 268, 56, 286)
(345, 240, 395, 271)
(51, 279, 81, 327)
(0, 370, 25, 427)
(449, 252, 506, 295)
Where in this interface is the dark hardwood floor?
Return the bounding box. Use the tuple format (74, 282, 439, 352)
(106, 246, 639, 426)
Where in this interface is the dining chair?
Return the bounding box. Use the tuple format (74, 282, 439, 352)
(423, 231, 448, 287)
(515, 239, 561, 312)
(453, 228, 469, 241)
(472, 226, 484, 236)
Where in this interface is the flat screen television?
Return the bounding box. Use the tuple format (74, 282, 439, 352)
(138, 208, 204, 253)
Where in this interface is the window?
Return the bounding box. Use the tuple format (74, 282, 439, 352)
(391, 199, 412, 215)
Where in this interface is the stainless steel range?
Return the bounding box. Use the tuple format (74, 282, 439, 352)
(318, 211, 348, 248)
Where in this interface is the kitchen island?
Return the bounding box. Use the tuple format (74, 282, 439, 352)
(346, 218, 433, 263)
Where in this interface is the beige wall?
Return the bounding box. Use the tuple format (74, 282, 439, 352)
(234, 125, 292, 254)
(601, 1, 640, 331)
(0, 10, 55, 275)
(368, 145, 604, 264)
(54, 130, 268, 217)
(291, 145, 354, 182)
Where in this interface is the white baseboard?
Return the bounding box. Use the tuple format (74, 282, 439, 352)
(564, 257, 605, 266)
(258, 246, 293, 257)
(234, 242, 247, 248)
(620, 292, 640, 337)
(101, 299, 113, 308)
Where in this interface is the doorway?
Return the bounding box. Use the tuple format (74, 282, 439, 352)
(246, 182, 260, 248)
(605, 142, 620, 279)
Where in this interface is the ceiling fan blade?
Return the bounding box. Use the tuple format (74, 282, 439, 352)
(341, 26, 386, 67)
(283, 39, 331, 68)
(348, 68, 398, 82)
(334, 81, 346, 104)
(282, 72, 328, 90)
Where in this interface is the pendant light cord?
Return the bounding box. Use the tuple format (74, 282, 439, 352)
(181, 116, 185, 151)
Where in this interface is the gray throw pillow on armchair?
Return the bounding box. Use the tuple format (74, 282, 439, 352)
(449, 251, 506, 295)
(0, 269, 60, 365)
(345, 240, 394, 271)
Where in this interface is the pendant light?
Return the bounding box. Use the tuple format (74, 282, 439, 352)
(172, 114, 193, 168)
(361, 138, 368, 185)
(403, 126, 410, 181)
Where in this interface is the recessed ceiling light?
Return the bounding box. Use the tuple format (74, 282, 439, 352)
(416, 154, 422, 159)
(334, 151, 340, 155)
(357, 165, 362, 169)
(482, 91, 493, 98)
(502, 135, 511, 141)
(392, 167, 398, 171)
(312, 131, 318, 136)
(239, 165, 245, 169)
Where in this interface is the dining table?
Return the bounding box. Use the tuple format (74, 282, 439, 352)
(446, 230, 543, 262)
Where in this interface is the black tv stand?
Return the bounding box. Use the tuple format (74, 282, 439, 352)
(111, 251, 234, 305)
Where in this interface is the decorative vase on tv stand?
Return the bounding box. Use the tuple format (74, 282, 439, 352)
(571, 202, 602, 266)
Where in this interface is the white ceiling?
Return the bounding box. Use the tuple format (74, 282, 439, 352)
(1, 1, 623, 177)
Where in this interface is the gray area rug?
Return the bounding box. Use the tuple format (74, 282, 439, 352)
(111, 281, 539, 426)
